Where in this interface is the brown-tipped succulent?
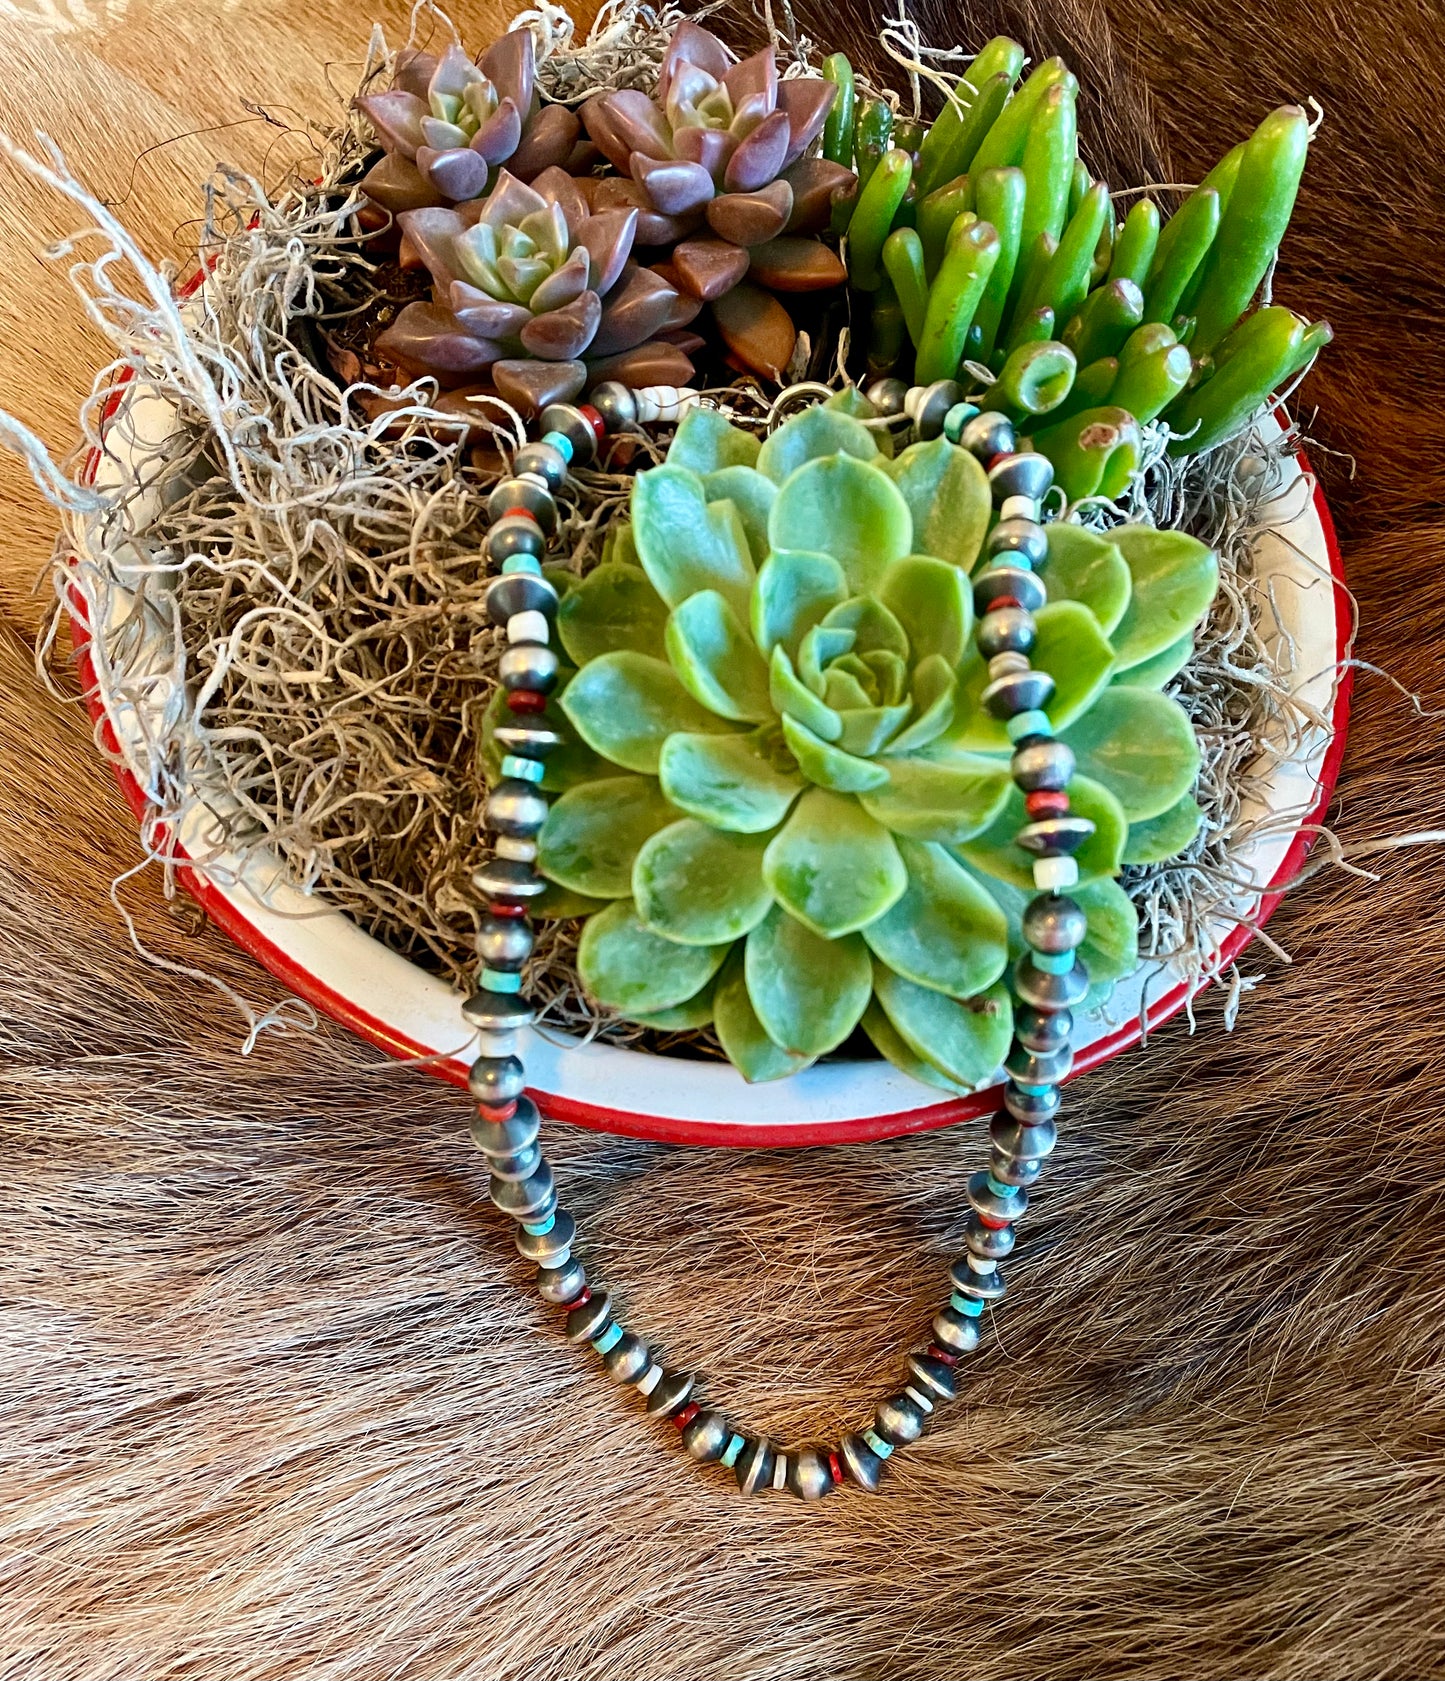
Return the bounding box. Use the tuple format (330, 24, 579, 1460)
(581, 20, 855, 378)
(358, 33, 581, 212)
(376, 168, 701, 414)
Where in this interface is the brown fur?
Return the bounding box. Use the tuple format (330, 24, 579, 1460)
(1, 1, 1444, 1677)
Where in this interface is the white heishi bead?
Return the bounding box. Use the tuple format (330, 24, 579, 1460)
(508, 610, 550, 645)
(636, 1364, 663, 1396)
(1033, 854, 1080, 890)
(494, 836, 537, 861)
(967, 1254, 997, 1274)
(999, 494, 1038, 523)
(903, 1385, 936, 1414)
(772, 1453, 789, 1491)
(476, 1029, 519, 1059)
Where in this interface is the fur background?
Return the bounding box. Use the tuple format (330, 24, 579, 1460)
(1, 0, 1443, 1676)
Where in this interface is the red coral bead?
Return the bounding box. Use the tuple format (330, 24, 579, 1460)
(927, 1343, 959, 1366)
(571, 1287, 591, 1309)
(507, 690, 547, 713)
(476, 1100, 518, 1123)
(577, 403, 607, 444)
(1025, 789, 1070, 819)
(986, 595, 1023, 614)
(977, 1213, 1011, 1231)
(827, 1450, 844, 1488)
(674, 1401, 700, 1431)
(489, 902, 526, 918)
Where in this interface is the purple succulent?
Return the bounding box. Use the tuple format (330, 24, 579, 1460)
(376, 168, 701, 414)
(358, 33, 581, 212)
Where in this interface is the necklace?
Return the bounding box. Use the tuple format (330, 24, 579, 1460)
(465, 378, 1087, 1498)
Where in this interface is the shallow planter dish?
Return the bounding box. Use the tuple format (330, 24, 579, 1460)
(73, 364, 1350, 1146)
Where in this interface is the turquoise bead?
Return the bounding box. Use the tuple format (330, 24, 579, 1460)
(541, 429, 573, 462)
(1007, 708, 1054, 742)
(524, 1214, 556, 1236)
(720, 1433, 745, 1469)
(985, 1174, 1014, 1199)
(944, 401, 981, 443)
(480, 968, 523, 993)
(591, 1322, 623, 1355)
(1013, 1080, 1053, 1096)
(950, 1292, 985, 1317)
(1030, 948, 1076, 975)
(501, 754, 546, 783)
(862, 1429, 895, 1459)
(501, 554, 542, 575)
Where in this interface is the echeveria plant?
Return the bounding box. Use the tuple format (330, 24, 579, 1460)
(496, 396, 1218, 1088)
(377, 169, 699, 412)
(359, 36, 581, 211)
(581, 20, 854, 378)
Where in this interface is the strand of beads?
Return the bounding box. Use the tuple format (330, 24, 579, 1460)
(462, 387, 1093, 1501)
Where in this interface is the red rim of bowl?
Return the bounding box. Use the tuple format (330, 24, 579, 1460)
(68, 263, 1353, 1147)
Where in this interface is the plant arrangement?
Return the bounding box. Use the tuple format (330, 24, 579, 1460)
(485, 393, 1216, 1086)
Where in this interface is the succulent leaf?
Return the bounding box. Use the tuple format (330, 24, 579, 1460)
(556, 561, 669, 664)
(762, 788, 907, 936)
(665, 590, 774, 720)
(947, 599, 1117, 749)
(658, 730, 804, 832)
(561, 650, 739, 773)
(756, 404, 878, 482)
(1111, 633, 1193, 690)
(633, 819, 775, 944)
(537, 774, 677, 896)
(702, 466, 776, 564)
(1042, 523, 1132, 633)
(862, 838, 1010, 997)
(860, 1000, 970, 1094)
(668, 405, 763, 473)
(751, 549, 848, 658)
(873, 967, 1013, 1088)
(744, 906, 873, 1057)
(877, 554, 972, 666)
(578, 898, 730, 1013)
(623, 971, 720, 1030)
(632, 465, 757, 617)
(713, 951, 815, 1081)
(858, 751, 1013, 843)
(1108, 526, 1220, 669)
(767, 454, 913, 591)
(1060, 686, 1201, 821)
(884, 437, 992, 572)
(780, 714, 890, 791)
(1123, 792, 1205, 863)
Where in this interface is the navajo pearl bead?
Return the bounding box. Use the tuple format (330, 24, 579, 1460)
(499, 642, 559, 693)
(977, 606, 1036, 657)
(959, 411, 1015, 460)
(1022, 893, 1087, 954)
(513, 440, 568, 490)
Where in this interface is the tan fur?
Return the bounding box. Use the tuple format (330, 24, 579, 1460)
(1, 1, 1444, 1677)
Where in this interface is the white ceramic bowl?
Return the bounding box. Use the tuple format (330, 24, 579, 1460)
(75, 371, 1350, 1146)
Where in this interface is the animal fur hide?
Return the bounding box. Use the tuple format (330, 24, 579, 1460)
(0, 0, 1443, 1677)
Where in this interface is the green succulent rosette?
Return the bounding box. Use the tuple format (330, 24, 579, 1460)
(483, 394, 1219, 1089)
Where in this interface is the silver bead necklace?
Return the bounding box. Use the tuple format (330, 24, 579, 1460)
(467, 378, 1088, 1498)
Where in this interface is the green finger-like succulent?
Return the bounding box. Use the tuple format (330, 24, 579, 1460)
(512, 392, 1218, 1085)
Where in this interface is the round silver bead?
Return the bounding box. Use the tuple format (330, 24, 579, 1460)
(864, 376, 909, 416)
(1023, 894, 1087, 954)
(484, 780, 549, 842)
(682, 1409, 730, 1462)
(1004, 1081, 1063, 1124)
(472, 1094, 541, 1154)
(973, 564, 1047, 616)
(1016, 814, 1096, 856)
(932, 1305, 982, 1354)
(1014, 953, 1090, 1011)
(1005, 1044, 1073, 1086)
(959, 410, 1015, 460)
(564, 1289, 611, 1344)
(485, 570, 557, 625)
(985, 517, 1049, 566)
(498, 641, 559, 694)
(493, 723, 564, 760)
(645, 1369, 695, 1418)
(462, 987, 536, 1032)
(515, 1206, 574, 1264)
(471, 857, 547, 902)
(965, 1213, 1015, 1261)
(603, 1331, 651, 1383)
(990, 1145, 1042, 1191)
(977, 607, 1036, 658)
(537, 1256, 588, 1304)
(487, 476, 558, 535)
(911, 378, 961, 440)
(485, 514, 545, 564)
(514, 439, 568, 491)
(538, 402, 598, 467)
(982, 668, 1056, 719)
(477, 915, 535, 972)
(875, 1393, 927, 1447)
(967, 1169, 1028, 1224)
(786, 1447, 836, 1500)
(839, 1432, 884, 1492)
(991, 1115, 1058, 1163)
(1010, 739, 1075, 793)
(1014, 1003, 1073, 1051)
(906, 1350, 957, 1403)
(491, 1163, 556, 1221)
(988, 450, 1054, 503)
(588, 380, 638, 431)
(487, 1137, 543, 1179)
(467, 1053, 527, 1106)
(735, 1437, 776, 1495)
(949, 1258, 1006, 1301)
